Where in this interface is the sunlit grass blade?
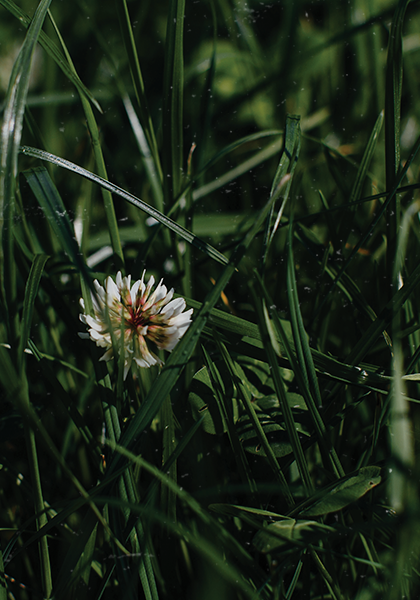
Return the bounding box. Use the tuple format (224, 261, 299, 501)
(116, 0, 162, 182)
(0, 0, 52, 349)
(162, 0, 185, 205)
(0, 0, 101, 111)
(20, 146, 229, 267)
(261, 115, 301, 274)
(385, 0, 410, 288)
(336, 109, 383, 255)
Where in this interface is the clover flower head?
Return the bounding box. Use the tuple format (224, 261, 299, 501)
(79, 271, 193, 379)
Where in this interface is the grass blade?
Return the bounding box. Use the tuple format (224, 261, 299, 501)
(162, 0, 185, 205)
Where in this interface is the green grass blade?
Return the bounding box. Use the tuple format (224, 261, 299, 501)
(249, 280, 313, 496)
(0, 0, 52, 349)
(261, 115, 301, 274)
(17, 253, 49, 374)
(162, 0, 185, 204)
(385, 0, 410, 287)
(0, 547, 5, 600)
(116, 0, 162, 182)
(216, 338, 295, 507)
(20, 147, 229, 267)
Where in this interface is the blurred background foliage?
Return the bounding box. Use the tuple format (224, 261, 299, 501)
(1, 0, 420, 598)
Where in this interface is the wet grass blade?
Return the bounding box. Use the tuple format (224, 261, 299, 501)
(20, 147, 229, 267)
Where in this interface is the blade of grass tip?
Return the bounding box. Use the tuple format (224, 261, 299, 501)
(201, 344, 258, 500)
(385, 0, 410, 288)
(0, 0, 52, 351)
(162, 0, 185, 206)
(47, 10, 124, 270)
(0, 0, 101, 111)
(260, 115, 301, 276)
(20, 146, 229, 268)
(216, 338, 295, 508)
(249, 280, 313, 497)
(116, 0, 162, 182)
(17, 254, 49, 374)
(107, 167, 297, 473)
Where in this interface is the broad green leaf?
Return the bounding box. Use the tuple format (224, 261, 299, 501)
(299, 466, 382, 518)
(253, 519, 330, 553)
(188, 364, 238, 435)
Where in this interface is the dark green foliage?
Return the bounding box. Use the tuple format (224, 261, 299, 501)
(1, 0, 420, 599)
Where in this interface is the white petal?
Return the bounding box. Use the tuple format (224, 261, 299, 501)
(161, 297, 185, 319)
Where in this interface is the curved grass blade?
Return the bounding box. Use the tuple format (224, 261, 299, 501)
(0, 0, 101, 112)
(0, 0, 52, 349)
(20, 146, 229, 267)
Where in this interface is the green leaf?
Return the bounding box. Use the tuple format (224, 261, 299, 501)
(298, 466, 382, 518)
(188, 364, 238, 435)
(253, 519, 330, 553)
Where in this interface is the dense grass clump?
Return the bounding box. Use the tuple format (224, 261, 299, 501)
(1, 0, 420, 598)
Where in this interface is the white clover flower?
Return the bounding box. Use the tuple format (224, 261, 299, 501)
(79, 271, 193, 379)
